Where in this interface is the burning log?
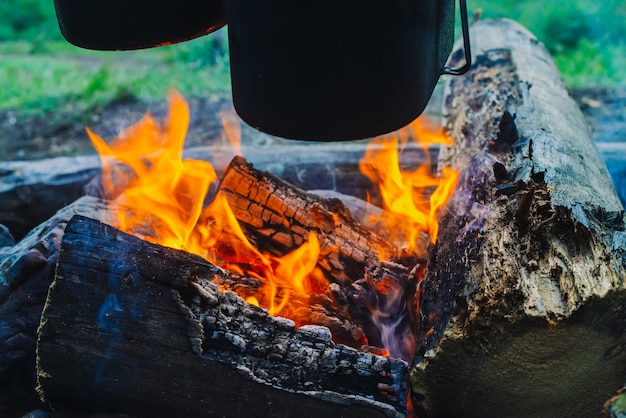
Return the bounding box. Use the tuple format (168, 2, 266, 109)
(36, 215, 409, 417)
(217, 155, 421, 355)
(411, 19, 626, 417)
(218, 155, 416, 278)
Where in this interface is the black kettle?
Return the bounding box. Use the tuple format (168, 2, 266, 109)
(227, 0, 471, 141)
(53, 0, 470, 141)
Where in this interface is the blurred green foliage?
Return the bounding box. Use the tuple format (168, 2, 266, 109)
(0, 0, 624, 115)
(542, 9, 592, 53)
(0, 0, 61, 42)
(470, 0, 626, 46)
(0, 49, 231, 115)
(470, 0, 626, 86)
(554, 40, 626, 87)
(169, 30, 229, 69)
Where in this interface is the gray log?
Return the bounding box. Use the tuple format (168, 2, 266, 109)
(410, 19, 626, 418)
(0, 156, 101, 240)
(0, 196, 107, 379)
(0, 139, 431, 241)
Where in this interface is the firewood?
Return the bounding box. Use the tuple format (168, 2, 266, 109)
(219, 155, 419, 277)
(0, 156, 101, 240)
(0, 196, 107, 378)
(36, 215, 409, 417)
(410, 19, 626, 417)
(217, 155, 421, 356)
(0, 196, 108, 415)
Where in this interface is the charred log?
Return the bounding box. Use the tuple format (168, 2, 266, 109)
(218, 155, 420, 282)
(217, 155, 421, 355)
(0, 196, 107, 416)
(36, 215, 409, 417)
(411, 19, 626, 417)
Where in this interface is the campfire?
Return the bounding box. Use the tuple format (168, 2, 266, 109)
(1, 19, 626, 418)
(11, 86, 457, 417)
(85, 89, 457, 362)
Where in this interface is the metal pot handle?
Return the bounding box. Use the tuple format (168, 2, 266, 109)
(442, 0, 472, 75)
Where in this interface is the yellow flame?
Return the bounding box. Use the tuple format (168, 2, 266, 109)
(359, 117, 458, 251)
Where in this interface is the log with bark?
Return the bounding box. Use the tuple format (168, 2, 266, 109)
(36, 215, 409, 417)
(1, 152, 419, 415)
(410, 19, 626, 417)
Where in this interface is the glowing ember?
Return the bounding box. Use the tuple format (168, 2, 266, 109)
(88, 91, 458, 362)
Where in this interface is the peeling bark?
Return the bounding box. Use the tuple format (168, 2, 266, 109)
(411, 19, 626, 418)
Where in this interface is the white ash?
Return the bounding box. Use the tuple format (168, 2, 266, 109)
(176, 277, 409, 414)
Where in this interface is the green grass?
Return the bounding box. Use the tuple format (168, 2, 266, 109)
(0, 33, 231, 116)
(553, 40, 626, 87)
(0, 0, 232, 115)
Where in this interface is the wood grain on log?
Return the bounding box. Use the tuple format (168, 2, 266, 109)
(217, 156, 420, 357)
(219, 156, 414, 276)
(410, 19, 626, 418)
(37, 215, 408, 417)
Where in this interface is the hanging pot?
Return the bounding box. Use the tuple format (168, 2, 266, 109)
(53, 0, 226, 50)
(226, 0, 471, 141)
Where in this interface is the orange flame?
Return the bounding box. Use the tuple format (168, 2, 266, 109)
(88, 91, 325, 320)
(219, 107, 243, 157)
(359, 117, 458, 253)
(191, 192, 326, 316)
(87, 92, 216, 249)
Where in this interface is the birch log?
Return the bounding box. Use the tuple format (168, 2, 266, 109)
(410, 19, 626, 418)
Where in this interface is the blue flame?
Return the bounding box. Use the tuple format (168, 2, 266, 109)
(97, 293, 124, 334)
(94, 267, 126, 387)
